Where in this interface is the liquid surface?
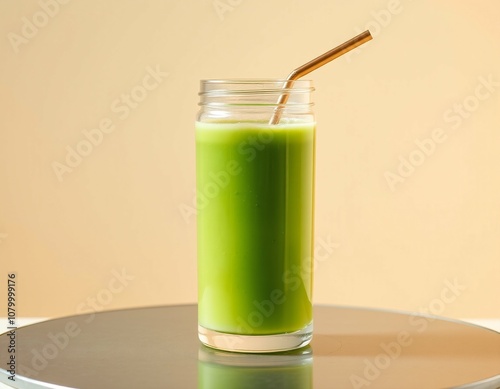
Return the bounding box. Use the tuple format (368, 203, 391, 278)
(196, 121, 315, 334)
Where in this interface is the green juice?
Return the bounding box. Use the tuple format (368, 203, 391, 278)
(196, 120, 315, 335)
(198, 360, 313, 389)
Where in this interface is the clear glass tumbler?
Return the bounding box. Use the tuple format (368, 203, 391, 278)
(196, 80, 315, 353)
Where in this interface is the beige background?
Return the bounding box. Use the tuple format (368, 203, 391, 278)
(0, 0, 499, 320)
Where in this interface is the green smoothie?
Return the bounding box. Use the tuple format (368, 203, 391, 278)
(196, 120, 315, 335)
(198, 359, 313, 389)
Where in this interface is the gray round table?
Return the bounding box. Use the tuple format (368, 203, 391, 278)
(1, 305, 499, 389)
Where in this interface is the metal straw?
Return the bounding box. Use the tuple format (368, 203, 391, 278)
(269, 30, 373, 125)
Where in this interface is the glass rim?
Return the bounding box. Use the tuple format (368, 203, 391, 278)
(200, 78, 313, 83)
(199, 79, 315, 97)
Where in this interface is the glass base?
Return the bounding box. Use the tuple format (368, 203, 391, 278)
(198, 322, 313, 353)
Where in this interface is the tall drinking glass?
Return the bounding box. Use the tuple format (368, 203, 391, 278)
(196, 80, 315, 353)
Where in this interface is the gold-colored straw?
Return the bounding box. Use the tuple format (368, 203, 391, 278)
(269, 30, 373, 125)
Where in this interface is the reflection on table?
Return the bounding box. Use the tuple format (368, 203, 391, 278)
(198, 345, 313, 389)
